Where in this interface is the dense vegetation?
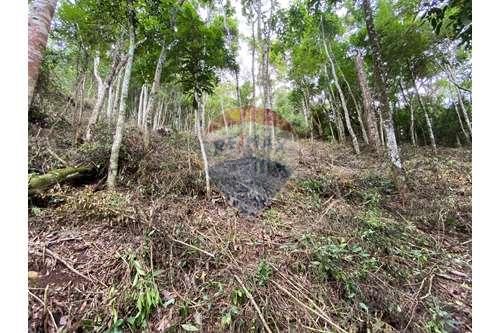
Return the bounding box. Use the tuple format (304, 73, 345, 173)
(28, 0, 471, 331)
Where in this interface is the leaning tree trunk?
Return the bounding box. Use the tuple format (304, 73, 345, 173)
(28, 0, 58, 107)
(455, 85, 472, 138)
(85, 51, 123, 141)
(453, 101, 470, 144)
(144, 42, 168, 148)
(362, 0, 406, 189)
(321, 17, 359, 154)
(354, 54, 381, 151)
(340, 67, 369, 145)
(412, 76, 437, 154)
(107, 20, 136, 189)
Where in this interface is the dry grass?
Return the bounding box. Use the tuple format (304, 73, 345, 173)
(28, 119, 471, 332)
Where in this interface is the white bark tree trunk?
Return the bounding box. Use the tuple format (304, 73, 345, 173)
(28, 0, 58, 106)
(354, 54, 381, 151)
(195, 93, 210, 196)
(453, 101, 470, 144)
(340, 68, 369, 144)
(143, 42, 168, 148)
(107, 23, 136, 189)
(362, 0, 406, 189)
(321, 17, 359, 153)
(413, 78, 437, 154)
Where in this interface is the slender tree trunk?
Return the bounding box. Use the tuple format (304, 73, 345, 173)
(141, 85, 149, 129)
(362, 0, 406, 189)
(328, 86, 345, 143)
(453, 101, 470, 144)
(144, 42, 168, 148)
(220, 96, 229, 140)
(85, 50, 123, 141)
(195, 93, 210, 196)
(321, 17, 359, 153)
(455, 85, 472, 137)
(324, 90, 338, 144)
(111, 67, 123, 122)
(107, 19, 136, 189)
(137, 84, 145, 128)
(412, 76, 437, 154)
(443, 62, 472, 136)
(354, 54, 381, 151)
(107, 83, 114, 120)
(340, 67, 369, 144)
(398, 79, 416, 146)
(28, 0, 58, 106)
(74, 75, 87, 143)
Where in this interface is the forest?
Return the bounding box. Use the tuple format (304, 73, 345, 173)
(28, 0, 471, 331)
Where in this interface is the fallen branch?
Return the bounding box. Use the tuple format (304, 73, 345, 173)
(28, 289, 58, 331)
(29, 165, 94, 194)
(171, 238, 215, 258)
(234, 275, 273, 333)
(271, 280, 348, 333)
(44, 248, 106, 287)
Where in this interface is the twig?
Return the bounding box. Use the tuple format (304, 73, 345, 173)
(171, 238, 215, 258)
(46, 146, 68, 166)
(234, 275, 273, 333)
(301, 325, 333, 333)
(420, 274, 435, 300)
(44, 248, 106, 287)
(28, 290, 58, 331)
(271, 280, 348, 333)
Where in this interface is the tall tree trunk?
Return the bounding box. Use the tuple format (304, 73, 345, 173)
(324, 90, 338, 143)
(398, 79, 416, 146)
(412, 76, 437, 154)
(28, 0, 58, 106)
(195, 93, 210, 196)
(328, 86, 345, 143)
(111, 67, 124, 123)
(85, 50, 123, 141)
(107, 83, 114, 120)
(362, 0, 406, 189)
(354, 54, 381, 151)
(321, 17, 359, 153)
(137, 84, 146, 128)
(144, 42, 168, 148)
(340, 67, 369, 145)
(443, 62, 473, 136)
(455, 84, 472, 137)
(453, 101, 470, 144)
(107, 17, 136, 189)
(73, 75, 87, 143)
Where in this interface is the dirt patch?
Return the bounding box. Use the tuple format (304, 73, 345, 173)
(210, 156, 291, 215)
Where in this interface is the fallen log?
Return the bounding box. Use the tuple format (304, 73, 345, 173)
(28, 166, 94, 194)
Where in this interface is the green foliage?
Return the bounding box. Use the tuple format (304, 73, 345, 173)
(125, 252, 163, 329)
(425, 298, 457, 332)
(230, 288, 246, 306)
(221, 306, 239, 328)
(255, 260, 273, 287)
(172, 3, 235, 102)
(302, 236, 378, 299)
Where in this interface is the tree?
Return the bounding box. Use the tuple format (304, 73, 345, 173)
(354, 53, 380, 151)
(28, 0, 58, 106)
(107, 1, 137, 189)
(361, 0, 406, 189)
(172, 3, 235, 195)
